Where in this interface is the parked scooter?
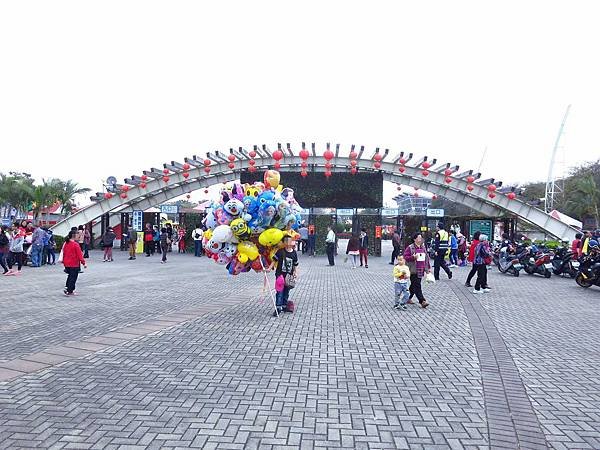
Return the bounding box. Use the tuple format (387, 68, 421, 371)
(551, 247, 579, 278)
(575, 244, 600, 288)
(522, 245, 553, 278)
(497, 243, 526, 277)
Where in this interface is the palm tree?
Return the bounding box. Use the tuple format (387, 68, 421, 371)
(31, 179, 63, 223)
(564, 173, 600, 224)
(0, 172, 34, 220)
(56, 180, 91, 216)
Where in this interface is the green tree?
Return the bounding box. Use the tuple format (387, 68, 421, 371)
(564, 173, 600, 225)
(0, 172, 35, 218)
(55, 180, 91, 216)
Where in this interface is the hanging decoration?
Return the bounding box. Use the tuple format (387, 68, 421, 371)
(467, 184, 474, 192)
(445, 177, 452, 184)
(104, 193, 113, 199)
(140, 182, 147, 189)
(466, 175, 475, 183)
(204, 158, 211, 175)
(183, 172, 190, 179)
(507, 192, 516, 200)
(162, 176, 170, 182)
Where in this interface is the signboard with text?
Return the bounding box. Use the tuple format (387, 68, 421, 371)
(160, 205, 179, 215)
(426, 208, 445, 218)
(469, 220, 493, 239)
(375, 226, 382, 238)
(132, 210, 143, 232)
(381, 208, 398, 216)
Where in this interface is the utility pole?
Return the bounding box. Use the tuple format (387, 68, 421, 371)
(545, 105, 571, 213)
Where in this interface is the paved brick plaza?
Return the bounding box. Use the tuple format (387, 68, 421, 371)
(0, 248, 598, 449)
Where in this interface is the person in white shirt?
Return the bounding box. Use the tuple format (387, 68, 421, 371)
(192, 224, 204, 257)
(325, 225, 336, 266)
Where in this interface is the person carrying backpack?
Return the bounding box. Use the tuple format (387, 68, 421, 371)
(0, 225, 9, 275)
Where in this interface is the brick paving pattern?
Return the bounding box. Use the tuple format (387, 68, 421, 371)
(0, 248, 598, 448)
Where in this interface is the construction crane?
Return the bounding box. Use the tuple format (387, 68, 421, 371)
(545, 105, 571, 213)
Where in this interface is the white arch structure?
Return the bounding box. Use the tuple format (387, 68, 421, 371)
(51, 144, 577, 240)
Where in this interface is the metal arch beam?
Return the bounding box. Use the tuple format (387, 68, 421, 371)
(52, 149, 579, 241)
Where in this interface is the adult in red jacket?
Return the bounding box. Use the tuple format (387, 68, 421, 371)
(464, 231, 481, 287)
(143, 223, 154, 257)
(62, 230, 87, 296)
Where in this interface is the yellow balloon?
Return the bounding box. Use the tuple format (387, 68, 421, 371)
(237, 240, 259, 263)
(263, 170, 280, 189)
(204, 229, 213, 240)
(259, 228, 284, 247)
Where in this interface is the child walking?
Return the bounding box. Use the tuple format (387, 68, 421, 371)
(160, 228, 169, 263)
(62, 230, 87, 296)
(393, 255, 411, 310)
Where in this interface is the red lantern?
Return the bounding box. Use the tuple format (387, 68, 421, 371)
(350, 167, 357, 175)
(324, 149, 334, 161)
(186, 194, 191, 199)
(228, 154, 236, 162)
(399, 158, 407, 165)
(204, 189, 209, 194)
(203, 159, 211, 167)
(445, 177, 452, 184)
(422, 161, 431, 169)
(349, 151, 358, 160)
(374, 153, 382, 162)
(488, 192, 496, 199)
(300, 161, 308, 169)
(466, 175, 475, 183)
(324, 170, 332, 178)
(399, 166, 406, 173)
(248, 159, 256, 166)
(140, 182, 147, 189)
(249, 150, 257, 158)
(350, 160, 357, 167)
(397, 186, 402, 191)
(183, 172, 190, 179)
(274, 162, 281, 170)
(432, 194, 438, 200)
(374, 161, 381, 169)
(141, 174, 148, 181)
(228, 162, 235, 169)
(163, 169, 169, 175)
(488, 184, 497, 192)
(162, 176, 170, 182)
(507, 192, 516, 200)
(204, 167, 211, 174)
(422, 170, 429, 177)
(104, 192, 112, 199)
(414, 192, 419, 198)
(272, 150, 283, 161)
(121, 185, 129, 192)
(325, 162, 333, 170)
(248, 166, 256, 173)
(182, 163, 191, 171)
(301, 170, 308, 178)
(444, 168, 453, 176)
(299, 149, 309, 160)
(467, 184, 474, 192)
(120, 193, 127, 199)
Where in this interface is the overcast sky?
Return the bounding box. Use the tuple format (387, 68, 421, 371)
(1, 1, 598, 206)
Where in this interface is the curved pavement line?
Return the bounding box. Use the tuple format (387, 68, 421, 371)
(448, 283, 549, 450)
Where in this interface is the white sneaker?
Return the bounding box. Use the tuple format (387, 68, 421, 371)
(483, 288, 491, 293)
(472, 289, 484, 294)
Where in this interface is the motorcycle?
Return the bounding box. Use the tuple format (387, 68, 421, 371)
(522, 245, 553, 278)
(551, 247, 579, 278)
(575, 252, 600, 288)
(497, 244, 526, 277)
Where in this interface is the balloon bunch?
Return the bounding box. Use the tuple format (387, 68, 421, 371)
(203, 170, 303, 275)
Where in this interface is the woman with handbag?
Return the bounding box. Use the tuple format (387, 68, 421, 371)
(472, 234, 492, 294)
(403, 233, 431, 308)
(101, 227, 116, 262)
(269, 235, 299, 317)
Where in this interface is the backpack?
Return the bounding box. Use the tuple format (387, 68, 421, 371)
(0, 233, 8, 247)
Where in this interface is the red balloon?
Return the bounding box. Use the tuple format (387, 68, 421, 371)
(162, 176, 170, 182)
(301, 170, 308, 178)
(204, 167, 211, 174)
(183, 172, 190, 178)
(422, 169, 429, 177)
(272, 150, 284, 161)
(248, 150, 257, 158)
(299, 149, 309, 160)
(399, 158, 407, 165)
(422, 161, 431, 169)
(203, 159, 211, 167)
(350, 160, 357, 167)
(274, 162, 281, 170)
(228, 154, 236, 162)
(325, 162, 333, 170)
(182, 163, 190, 171)
(467, 184, 474, 191)
(323, 150, 334, 161)
(507, 192, 516, 200)
(445, 177, 452, 184)
(300, 161, 308, 168)
(140, 182, 147, 189)
(120, 193, 127, 199)
(399, 166, 406, 173)
(350, 167, 357, 175)
(163, 169, 169, 175)
(374, 161, 381, 169)
(444, 169, 453, 176)
(374, 153, 382, 162)
(248, 159, 256, 166)
(488, 192, 496, 199)
(488, 184, 497, 192)
(349, 151, 358, 160)
(466, 175, 475, 183)
(121, 185, 129, 192)
(140, 174, 148, 181)
(104, 193, 112, 199)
